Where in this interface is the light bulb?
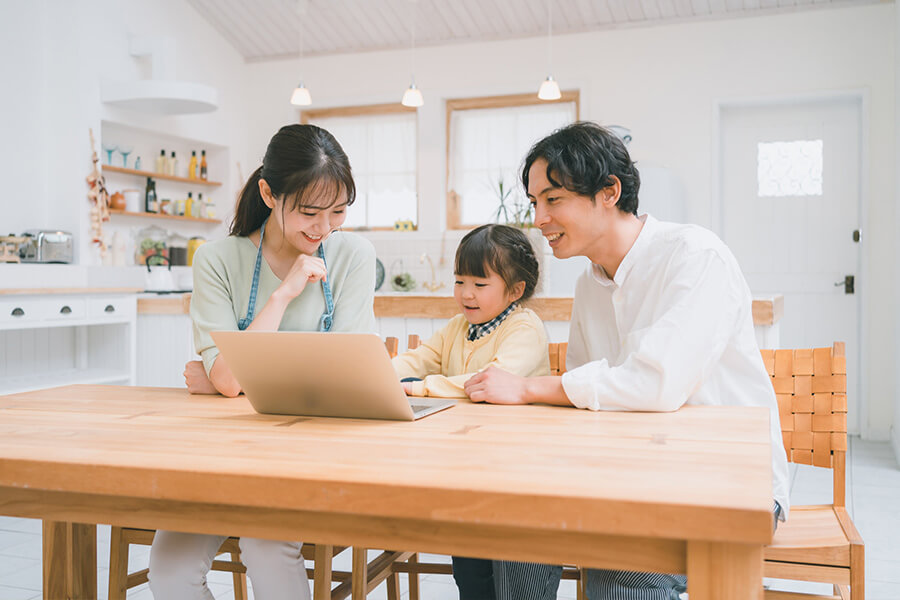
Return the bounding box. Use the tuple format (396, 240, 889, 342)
(290, 83, 312, 106)
(538, 76, 561, 101)
(401, 83, 424, 107)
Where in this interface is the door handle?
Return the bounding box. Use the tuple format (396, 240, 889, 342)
(834, 275, 855, 294)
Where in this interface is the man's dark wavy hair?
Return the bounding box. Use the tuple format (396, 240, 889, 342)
(521, 121, 640, 215)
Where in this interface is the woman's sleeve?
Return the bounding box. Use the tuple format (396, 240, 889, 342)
(330, 240, 376, 334)
(190, 246, 239, 375)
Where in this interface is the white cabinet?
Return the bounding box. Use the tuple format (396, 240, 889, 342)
(0, 292, 137, 394)
(136, 310, 195, 387)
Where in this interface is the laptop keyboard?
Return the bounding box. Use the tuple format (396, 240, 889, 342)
(410, 404, 430, 414)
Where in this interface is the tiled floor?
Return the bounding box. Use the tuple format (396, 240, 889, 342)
(1, 436, 897, 599)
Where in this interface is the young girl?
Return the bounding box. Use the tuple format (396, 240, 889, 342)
(150, 124, 375, 600)
(392, 223, 549, 599)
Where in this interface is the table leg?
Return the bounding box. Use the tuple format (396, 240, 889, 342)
(687, 541, 763, 600)
(42, 521, 97, 600)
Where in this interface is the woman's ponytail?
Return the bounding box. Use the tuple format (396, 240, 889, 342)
(229, 166, 270, 236)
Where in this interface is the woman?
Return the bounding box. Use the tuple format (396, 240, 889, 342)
(149, 124, 375, 600)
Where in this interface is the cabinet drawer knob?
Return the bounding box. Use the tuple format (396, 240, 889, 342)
(104, 304, 116, 313)
(11, 307, 24, 317)
(60, 305, 72, 315)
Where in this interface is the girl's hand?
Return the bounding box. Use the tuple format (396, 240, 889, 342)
(184, 360, 219, 395)
(277, 254, 327, 300)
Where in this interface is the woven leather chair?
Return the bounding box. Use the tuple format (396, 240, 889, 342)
(762, 342, 864, 600)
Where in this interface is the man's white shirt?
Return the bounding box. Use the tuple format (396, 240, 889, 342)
(561, 214, 790, 517)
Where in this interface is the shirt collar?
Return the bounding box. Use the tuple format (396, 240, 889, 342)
(590, 213, 655, 287)
(467, 302, 518, 341)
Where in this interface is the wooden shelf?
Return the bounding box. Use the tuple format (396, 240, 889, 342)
(103, 165, 222, 187)
(108, 209, 222, 224)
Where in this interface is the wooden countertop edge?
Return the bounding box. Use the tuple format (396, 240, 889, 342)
(137, 293, 784, 325)
(0, 287, 144, 296)
(138, 295, 193, 315)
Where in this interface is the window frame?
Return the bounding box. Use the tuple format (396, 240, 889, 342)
(300, 103, 418, 231)
(445, 91, 580, 229)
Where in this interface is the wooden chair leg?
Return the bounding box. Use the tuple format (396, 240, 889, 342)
(352, 547, 368, 600)
(407, 553, 420, 600)
(576, 567, 586, 600)
(231, 550, 248, 600)
(107, 526, 129, 600)
(314, 544, 333, 600)
(386, 570, 401, 600)
(850, 544, 865, 600)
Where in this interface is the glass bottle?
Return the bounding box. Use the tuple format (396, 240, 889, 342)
(144, 177, 158, 213)
(188, 151, 198, 180)
(200, 150, 208, 180)
(155, 149, 166, 174)
(168, 151, 177, 176)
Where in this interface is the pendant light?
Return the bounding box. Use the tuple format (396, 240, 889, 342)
(537, 1, 561, 101)
(291, 1, 312, 106)
(401, 0, 424, 107)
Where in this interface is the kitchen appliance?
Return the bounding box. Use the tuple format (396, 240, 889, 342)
(19, 230, 74, 263)
(0, 235, 27, 263)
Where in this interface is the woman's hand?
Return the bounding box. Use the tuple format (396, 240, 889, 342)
(184, 360, 219, 395)
(276, 254, 327, 300)
(401, 381, 415, 395)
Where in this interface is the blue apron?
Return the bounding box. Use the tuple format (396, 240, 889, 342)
(237, 218, 334, 332)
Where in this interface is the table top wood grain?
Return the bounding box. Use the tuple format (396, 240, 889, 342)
(0, 384, 774, 548)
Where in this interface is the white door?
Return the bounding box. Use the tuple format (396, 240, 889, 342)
(720, 98, 862, 433)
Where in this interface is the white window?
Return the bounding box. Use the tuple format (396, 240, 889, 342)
(757, 139, 823, 197)
(304, 106, 417, 229)
(447, 93, 578, 228)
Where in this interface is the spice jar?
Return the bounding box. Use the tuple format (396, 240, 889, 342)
(167, 232, 188, 266)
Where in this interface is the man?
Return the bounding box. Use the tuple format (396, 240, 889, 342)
(464, 122, 789, 600)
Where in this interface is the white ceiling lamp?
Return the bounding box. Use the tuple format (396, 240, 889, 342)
(401, 0, 424, 108)
(537, 1, 562, 101)
(290, 0, 312, 106)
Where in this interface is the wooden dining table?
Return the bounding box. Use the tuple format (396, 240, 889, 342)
(0, 384, 774, 600)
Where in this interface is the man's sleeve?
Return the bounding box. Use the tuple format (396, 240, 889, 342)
(561, 250, 743, 412)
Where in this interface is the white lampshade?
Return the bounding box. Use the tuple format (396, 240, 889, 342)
(538, 76, 561, 101)
(401, 83, 424, 107)
(290, 83, 312, 106)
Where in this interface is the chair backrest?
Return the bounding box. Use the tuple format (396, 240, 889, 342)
(760, 342, 847, 506)
(549, 342, 568, 376)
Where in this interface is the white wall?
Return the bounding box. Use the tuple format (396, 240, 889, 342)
(242, 4, 896, 441)
(894, 4, 900, 464)
(0, 0, 247, 264)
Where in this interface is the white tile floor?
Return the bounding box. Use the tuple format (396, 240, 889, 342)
(1, 436, 897, 599)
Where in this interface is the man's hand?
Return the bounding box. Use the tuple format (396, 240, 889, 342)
(464, 366, 530, 404)
(184, 360, 219, 395)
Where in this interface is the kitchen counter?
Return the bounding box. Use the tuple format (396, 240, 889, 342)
(135, 293, 784, 326)
(0, 287, 143, 295)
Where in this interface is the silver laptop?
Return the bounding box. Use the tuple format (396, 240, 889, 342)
(211, 331, 455, 421)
